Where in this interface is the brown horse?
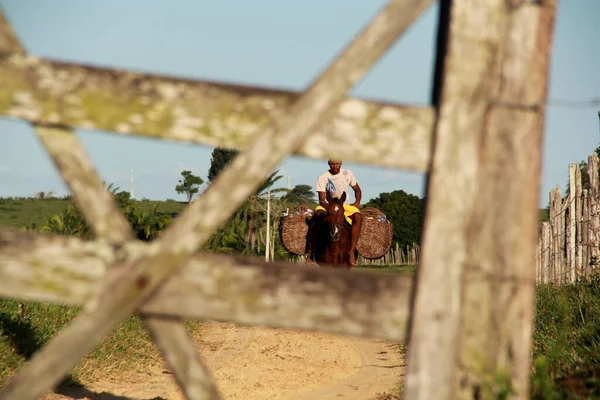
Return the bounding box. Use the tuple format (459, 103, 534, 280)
(308, 191, 356, 269)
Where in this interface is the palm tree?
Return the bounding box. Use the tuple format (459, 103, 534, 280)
(246, 170, 289, 254)
(253, 171, 289, 199)
(205, 170, 290, 256)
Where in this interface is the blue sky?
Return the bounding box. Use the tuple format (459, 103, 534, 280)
(0, 0, 598, 207)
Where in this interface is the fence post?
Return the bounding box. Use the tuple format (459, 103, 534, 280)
(535, 236, 544, 284)
(550, 186, 562, 284)
(582, 189, 589, 277)
(542, 221, 551, 284)
(403, 0, 557, 398)
(568, 164, 577, 282)
(588, 154, 600, 270)
(575, 166, 583, 278)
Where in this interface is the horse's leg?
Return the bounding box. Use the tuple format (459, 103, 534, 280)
(348, 213, 363, 266)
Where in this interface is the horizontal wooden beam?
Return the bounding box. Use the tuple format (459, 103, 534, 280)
(0, 56, 433, 172)
(0, 229, 412, 341)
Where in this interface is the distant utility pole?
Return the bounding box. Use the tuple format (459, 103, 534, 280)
(130, 169, 135, 199)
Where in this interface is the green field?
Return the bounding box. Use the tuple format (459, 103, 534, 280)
(1, 198, 598, 398)
(0, 197, 187, 230)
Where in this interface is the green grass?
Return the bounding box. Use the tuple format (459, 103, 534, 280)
(0, 198, 71, 229)
(530, 274, 600, 399)
(0, 197, 187, 231)
(357, 264, 416, 275)
(135, 198, 187, 215)
(0, 299, 204, 388)
(3, 198, 599, 398)
(369, 268, 600, 400)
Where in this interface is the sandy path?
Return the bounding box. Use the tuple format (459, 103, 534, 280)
(45, 321, 404, 400)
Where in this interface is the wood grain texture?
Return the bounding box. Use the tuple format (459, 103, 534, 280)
(0, 16, 434, 173)
(588, 154, 599, 268)
(405, 0, 557, 399)
(145, 318, 223, 400)
(34, 127, 133, 243)
(575, 166, 583, 278)
(0, 8, 22, 55)
(33, 56, 225, 400)
(0, 229, 412, 341)
(568, 164, 577, 282)
(0, 1, 432, 398)
(582, 190, 589, 275)
(550, 186, 563, 283)
(542, 221, 551, 284)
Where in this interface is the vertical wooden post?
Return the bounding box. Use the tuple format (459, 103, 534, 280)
(588, 154, 600, 269)
(561, 198, 568, 283)
(568, 164, 577, 282)
(582, 189, 589, 277)
(549, 187, 559, 284)
(550, 187, 562, 284)
(542, 221, 551, 284)
(536, 237, 542, 284)
(575, 166, 583, 278)
(404, 0, 557, 399)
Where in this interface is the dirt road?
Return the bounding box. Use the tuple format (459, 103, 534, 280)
(47, 321, 404, 400)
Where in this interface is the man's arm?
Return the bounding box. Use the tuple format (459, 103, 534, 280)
(317, 191, 328, 209)
(350, 183, 362, 208)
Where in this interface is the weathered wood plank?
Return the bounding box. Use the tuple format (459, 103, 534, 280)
(33, 57, 223, 400)
(145, 318, 222, 400)
(405, 0, 557, 399)
(582, 190, 589, 276)
(0, 2, 432, 398)
(0, 17, 433, 173)
(568, 164, 577, 282)
(34, 127, 133, 243)
(404, 0, 505, 396)
(536, 236, 542, 284)
(550, 186, 562, 283)
(560, 188, 568, 281)
(575, 166, 582, 278)
(542, 221, 551, 284)
(588, 154, 600, 268)
(0, 8, 22, 55)
(0, 229, 412, 341)
(455, 1, 557, 397)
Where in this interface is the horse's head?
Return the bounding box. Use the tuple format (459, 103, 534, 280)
(324, 191, 347, 242)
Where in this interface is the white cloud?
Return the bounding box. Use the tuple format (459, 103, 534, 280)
(0, 165, 9, 173)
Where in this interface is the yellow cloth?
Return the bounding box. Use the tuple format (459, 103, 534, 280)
(315, 204, 360, 225)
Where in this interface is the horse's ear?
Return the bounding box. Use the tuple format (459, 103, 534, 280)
(340, 191, 347, 203)
(326, 190, 333, 203)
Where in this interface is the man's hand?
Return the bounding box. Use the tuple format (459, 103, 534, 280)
(351, 183, 362, 208)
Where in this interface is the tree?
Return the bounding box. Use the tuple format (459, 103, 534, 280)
(563, 144, 600, 198)
(281, 184, 315, 205)
(254, 170, 288, 199)
(175, 170, 204, 203)
(363, 189, 425, 249)
(207, 147, 239, 183)
(37, 182, 172, 242)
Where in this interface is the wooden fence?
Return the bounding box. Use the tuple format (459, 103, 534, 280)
(536, 154, 600, 284)
(360, 242, 420, 265)
(0, 1, 557, 399)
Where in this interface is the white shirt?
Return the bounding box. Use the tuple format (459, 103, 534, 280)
(316, 168, 357, 205)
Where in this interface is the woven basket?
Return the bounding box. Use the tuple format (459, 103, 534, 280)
(280, 206, 315, 255)
(356, 207, 393, 259)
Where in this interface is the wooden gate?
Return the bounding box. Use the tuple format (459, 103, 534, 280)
(0, 0, 557, 399)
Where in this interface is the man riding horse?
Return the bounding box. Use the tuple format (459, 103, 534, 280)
(306, 159, 363, 266)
